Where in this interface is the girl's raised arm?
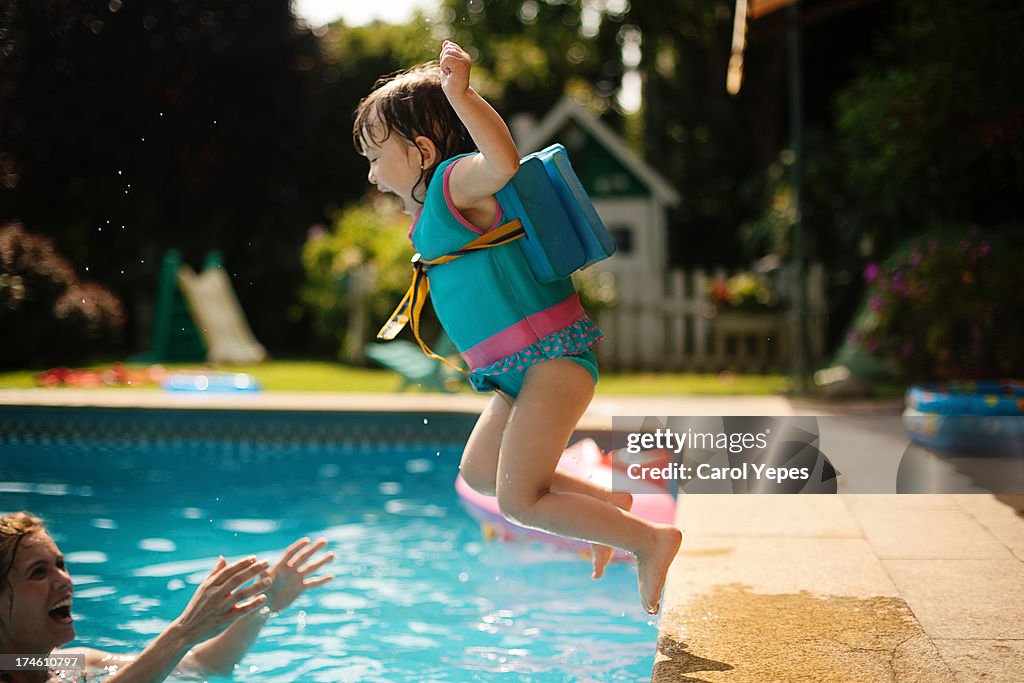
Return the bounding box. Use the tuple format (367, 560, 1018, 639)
(439, 41, 519, 216)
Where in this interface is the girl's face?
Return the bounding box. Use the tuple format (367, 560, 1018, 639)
(0, 532, 76, 654)
(362, 126, 424, 216)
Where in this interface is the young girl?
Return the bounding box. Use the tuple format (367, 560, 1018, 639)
(354, 41, 681, 615)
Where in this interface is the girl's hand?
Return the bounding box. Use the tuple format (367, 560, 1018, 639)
(264, 537, 335, 613)
(440, 40, 472, 98)
(173, 556, 271, 645)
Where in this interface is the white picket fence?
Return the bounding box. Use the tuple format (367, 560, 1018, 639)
(593, 264, 827, 373)
(352, 262, 827, 374)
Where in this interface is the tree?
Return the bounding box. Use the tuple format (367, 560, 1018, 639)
(836, 0, 1024, 252)
(435, 0, 624, 117)
(0, 0, 331, 354)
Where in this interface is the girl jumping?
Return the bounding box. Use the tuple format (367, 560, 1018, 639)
(354, 41, 681, 615)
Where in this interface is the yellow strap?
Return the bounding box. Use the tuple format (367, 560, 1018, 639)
(377, 219, 526, 374)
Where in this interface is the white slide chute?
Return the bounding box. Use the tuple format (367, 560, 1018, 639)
(177, 264, 267, 365)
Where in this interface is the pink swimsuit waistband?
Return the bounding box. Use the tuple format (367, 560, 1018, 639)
(461, 294, 586, 370)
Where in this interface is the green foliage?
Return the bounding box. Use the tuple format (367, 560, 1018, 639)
(854, 226, 1024, 381)
(435, 0, 621, 116)
(835, 0, 1024, 249)
(572, 267, 617, 313)
(301, 199, 413, 360)
(1, 222, 124, 368)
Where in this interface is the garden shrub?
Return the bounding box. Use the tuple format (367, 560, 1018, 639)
(300, 199, 413, 362)
(853, 224, 1023, 381)
(0, 221, 124, 368)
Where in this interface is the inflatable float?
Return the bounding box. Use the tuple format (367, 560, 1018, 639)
(161, 371, 261, 393)
(455, 438, 676, 562)
(903, 380, 1023, 453)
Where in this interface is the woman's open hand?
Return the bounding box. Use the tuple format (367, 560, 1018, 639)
(172, 556, 271, 646)
(264, 537, 335, 613)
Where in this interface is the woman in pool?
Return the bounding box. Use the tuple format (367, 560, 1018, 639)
(355, 40, 681, 614)
(0, 511, 333, 682)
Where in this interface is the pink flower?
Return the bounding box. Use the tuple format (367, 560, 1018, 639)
(863, 262, 880, 283)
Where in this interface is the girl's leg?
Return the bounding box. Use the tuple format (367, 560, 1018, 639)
(459, 392, 632, 579)
(495, 359, 682, 614)
(459, 393, 513, 495)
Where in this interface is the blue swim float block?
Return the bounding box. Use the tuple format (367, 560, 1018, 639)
(903, 380, 1024, 453)
(161, 371, 261, 393)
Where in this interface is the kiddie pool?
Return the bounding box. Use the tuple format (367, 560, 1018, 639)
(903, 380, 1024, 453)
(0, 406, 660, 682)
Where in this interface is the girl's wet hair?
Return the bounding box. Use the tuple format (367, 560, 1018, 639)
(353, 62, 477, 202)
(0, 511, 47, 616)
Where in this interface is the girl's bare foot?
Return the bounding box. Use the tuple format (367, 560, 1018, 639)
(591, 491, 633, 579)
(635, 525, 682, 615)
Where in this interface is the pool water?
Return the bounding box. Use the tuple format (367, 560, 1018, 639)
(1, 439, 657, 682)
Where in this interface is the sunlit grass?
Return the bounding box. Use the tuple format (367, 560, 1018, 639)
(0, 360, 798, 395)
(0, 360, 399, 393)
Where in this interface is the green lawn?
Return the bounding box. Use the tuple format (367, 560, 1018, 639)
(0, 360, 793, 395)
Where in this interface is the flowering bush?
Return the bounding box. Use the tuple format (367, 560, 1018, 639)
(1, 221, 125, 368)
(300, 198, 414, 361)
(855, 226, 1023, 380)
(707, 272, 779, 311)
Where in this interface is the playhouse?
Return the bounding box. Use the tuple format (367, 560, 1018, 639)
(512, 96, 681, 278)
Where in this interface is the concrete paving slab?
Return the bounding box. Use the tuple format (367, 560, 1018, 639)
(586, 394, 795, 422)
(954, 493, 1024, 519)
(846, 504, 1014, 560)
(677, 494, 862, 539)
(932, 638, 1024, 683)
(882, 559, 1024, 640)
(0, 387, 492, 413)
(654, 585, 951, 682)
(954, 494, 1024, 557)
(667, 536, 901, 599)
(657, 488, 1021, 681)
(842, 493, 960, 510)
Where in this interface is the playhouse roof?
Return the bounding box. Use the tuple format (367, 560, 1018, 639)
(518, 96, 681, 207)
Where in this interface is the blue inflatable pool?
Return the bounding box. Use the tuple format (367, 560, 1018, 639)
(903, 380, 1023, 453)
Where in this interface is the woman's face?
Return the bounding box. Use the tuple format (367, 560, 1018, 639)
(0, 531, 76, 653)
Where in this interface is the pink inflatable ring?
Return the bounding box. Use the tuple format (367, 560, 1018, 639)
(455, 438, 677, 562)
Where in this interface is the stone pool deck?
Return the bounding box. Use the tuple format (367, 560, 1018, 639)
(2, 388, 1022, 681)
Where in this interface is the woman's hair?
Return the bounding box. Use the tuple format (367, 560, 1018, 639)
(353, 62, 477, 203)
(1, 511, 46, 598)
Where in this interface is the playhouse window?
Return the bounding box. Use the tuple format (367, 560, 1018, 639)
(610, 225, 633, 254)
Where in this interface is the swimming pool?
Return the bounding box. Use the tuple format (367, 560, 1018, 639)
(0, 407, 657, 682)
